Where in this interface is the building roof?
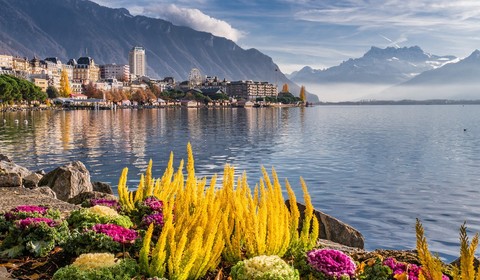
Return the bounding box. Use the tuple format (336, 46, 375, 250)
(77, 57, 94, 65)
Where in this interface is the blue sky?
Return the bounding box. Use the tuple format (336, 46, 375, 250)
(91, 0, 480, 74)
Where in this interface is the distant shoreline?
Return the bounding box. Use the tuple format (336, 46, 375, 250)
(316, 99, 480, 105)
(2, 99, 480, 113)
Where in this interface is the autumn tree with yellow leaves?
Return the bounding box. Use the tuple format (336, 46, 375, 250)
(299, 85, 306, 102)
(282, 83, 289, 93)
(59, 69, 71, 97)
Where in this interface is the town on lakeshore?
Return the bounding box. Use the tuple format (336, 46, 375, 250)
(0, 46, 308, 110)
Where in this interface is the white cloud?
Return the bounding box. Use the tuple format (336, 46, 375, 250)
(147, 4, 245, 42)
(295, 0, 480, 31)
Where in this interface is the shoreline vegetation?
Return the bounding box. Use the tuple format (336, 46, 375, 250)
(0, 146, 479, 279)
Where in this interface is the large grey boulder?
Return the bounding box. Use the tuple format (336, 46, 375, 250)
(32, 186, 57, 199)
(92, 181, 114, 194)
(0, 161, 32, 187)
(67, 191, 118, 205)
(38, 161, 93, 201)
(286, 200, 365, 249)
(0, 154, 12, 162)
(23, 172, 43, 189)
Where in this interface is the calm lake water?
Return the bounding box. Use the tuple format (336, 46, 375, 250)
(1, 105, 480, 261)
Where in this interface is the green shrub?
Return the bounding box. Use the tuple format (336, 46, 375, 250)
(52, 256, 138, 280)
(230, 255, 299, 280)
(67, 206, 133, 229)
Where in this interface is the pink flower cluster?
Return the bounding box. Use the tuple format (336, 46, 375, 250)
(143, 196, 164, 212)
(307, 249, 356, 278)
(141, 213, 164, 227)
(90, 198, 120, 209)
(92, 223, 138, 244)
(383, 258, 449, 280)
(16, 217, 57, 229)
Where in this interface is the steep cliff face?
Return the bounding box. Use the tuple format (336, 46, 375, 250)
(0, 0, 318, 101)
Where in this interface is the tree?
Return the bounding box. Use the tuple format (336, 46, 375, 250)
(281, 83, 289, 93)
(59, 69, 71, 97)
(46, 86, 59, 99)
(299, 85, 306, 102)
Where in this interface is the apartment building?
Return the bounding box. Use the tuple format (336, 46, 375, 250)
(99, 64, 130, 82)
(226, 80, 278, 100)
(128, 46, 146, 77)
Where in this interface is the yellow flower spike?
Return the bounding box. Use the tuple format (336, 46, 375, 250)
(139, 223, 154, 275)
(394, 272, 408, 280)
(145, 159, 154, 197)
(135, 174, 145, 203)
(285, 179, 300, 242)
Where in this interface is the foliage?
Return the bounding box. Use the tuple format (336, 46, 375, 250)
(299, 85, 306, 102)
(67, 206, 133, 229)
(120, 144, 318, 280)
(306, 249, 356, 279)
(0, 218, 69, 258)
(46, 85, 59, 98)
(230, 255, 299, 280)
(59, 69, 71, 97)
(277, 92, 302, 104)
(82, 198, 120, 210)
(281, 83, 289, 93)
(449, 223, 480, 280)
(415, 219, 449, 280)
(52, 256, 138, 280)
(64, 228, 123, 255)
(356, 256, 392, 280)
(0, 74, 46, 104)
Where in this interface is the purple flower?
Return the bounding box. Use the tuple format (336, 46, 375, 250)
(143, 197, 163, 212)
(5, 205, 49, 221)
(141, 213, 164, 227)
(307, 249, 356, 278)
(91, 224, 138, 244)
(407, 264, 420, 280)
(17, 217, 57, 229)
(90, 198, 120, 209)
(384, 258, 407, 275)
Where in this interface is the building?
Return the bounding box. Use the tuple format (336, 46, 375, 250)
(99, 64, 130, 82)
(0, 55, 13, 69)
(128, 46, 146, 77)
(226, 80, 278, 100)
(73, 57, 99, 84)
(33, 78, 48, 92)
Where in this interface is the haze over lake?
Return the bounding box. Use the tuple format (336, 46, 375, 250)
(1, 105, 479, 261)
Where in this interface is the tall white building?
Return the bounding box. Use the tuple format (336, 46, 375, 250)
(128, 46, 146, 77)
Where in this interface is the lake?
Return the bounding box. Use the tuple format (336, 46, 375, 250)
(1, 105, 479, 261)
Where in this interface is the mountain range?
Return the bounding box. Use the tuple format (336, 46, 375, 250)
(288, 46, 458, 85)
(288, 46, 480, 101)
(0, 0, 318, 102)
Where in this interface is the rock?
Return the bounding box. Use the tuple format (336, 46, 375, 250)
(0, 161, 32, 187)
(32, 186, 57, 199)
(0, 266, 12, 279)
(0, 154, 12, 162)
(450, 256, 480, 270)
(67, 191, 118, 205)
(23, 172, 43, 189)
(286, 200, 365, 249)
(92, 181, 114, 194)
(38, 161, 93, 201)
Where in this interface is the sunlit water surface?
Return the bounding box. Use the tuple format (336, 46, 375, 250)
(2, 105, 480, 261)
